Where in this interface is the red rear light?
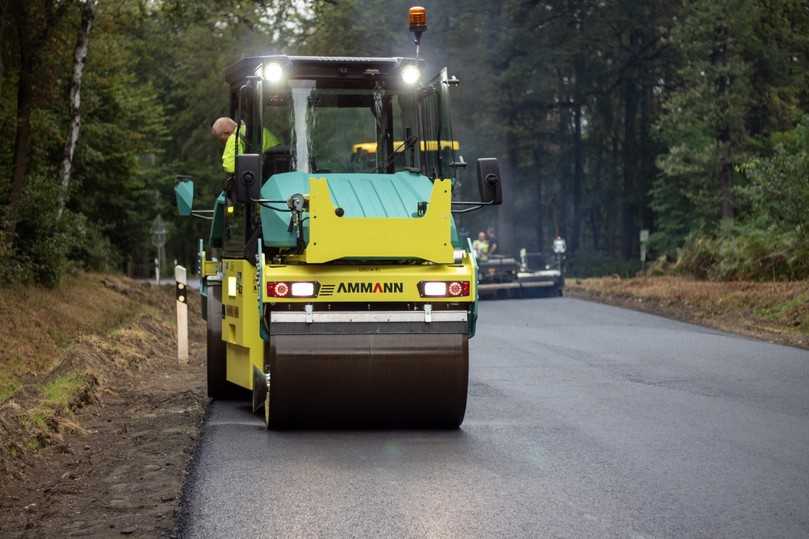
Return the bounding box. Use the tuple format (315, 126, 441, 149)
(267, 281, 318, 298)
(447, 281, 470, 297)
(267, 281, 290, 297)
(418, 280, 470, 297)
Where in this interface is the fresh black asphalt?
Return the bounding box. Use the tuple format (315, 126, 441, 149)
(179, 298, 809, 537)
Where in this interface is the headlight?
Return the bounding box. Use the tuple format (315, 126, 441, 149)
(422, 281, 447, 297)
(418, 281, 470, 297)
(263, 62, 284, 83)
(401, 64, 421, 85)
(290, 282, 315, 297)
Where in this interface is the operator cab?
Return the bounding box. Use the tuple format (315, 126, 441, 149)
(219, 55, 474, 259)
(224, 55, 460, 186)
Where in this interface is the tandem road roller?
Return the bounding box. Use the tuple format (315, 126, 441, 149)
(175, 7, 503, 428)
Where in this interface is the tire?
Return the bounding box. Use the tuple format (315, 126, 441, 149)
(205, 279, 237, 399)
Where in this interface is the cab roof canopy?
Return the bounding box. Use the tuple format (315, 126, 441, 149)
(224, 55, 423, 90)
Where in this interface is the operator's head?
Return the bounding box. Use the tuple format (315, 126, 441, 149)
(487, 227, 496, 237)
(211, 117, 237, 144)
(478, 231, 487, 241)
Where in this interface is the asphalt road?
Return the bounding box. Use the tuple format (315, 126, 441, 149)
(179, 298, 809, 538)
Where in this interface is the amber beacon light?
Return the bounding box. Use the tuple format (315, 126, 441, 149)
(409, 6, 427, 32)
(409, 6, 427, 56)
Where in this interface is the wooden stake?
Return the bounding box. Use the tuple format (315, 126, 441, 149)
(175, 265, 189, 365)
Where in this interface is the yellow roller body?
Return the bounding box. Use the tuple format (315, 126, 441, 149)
(221, 259, 264, 390)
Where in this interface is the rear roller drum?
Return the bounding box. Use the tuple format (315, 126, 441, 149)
(265, 333, 468, 429)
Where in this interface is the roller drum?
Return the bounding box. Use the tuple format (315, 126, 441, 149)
(266, 333, 468, 428)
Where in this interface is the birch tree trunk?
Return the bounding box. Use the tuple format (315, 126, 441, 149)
(58, 0, 97, 219)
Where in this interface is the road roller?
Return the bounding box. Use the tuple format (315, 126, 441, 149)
(175, 7, 503, 428)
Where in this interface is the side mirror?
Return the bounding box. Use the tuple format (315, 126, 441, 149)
(235, 153, 262, 204)
(174, 176, 194, 216)
(476, 158, 503, 205)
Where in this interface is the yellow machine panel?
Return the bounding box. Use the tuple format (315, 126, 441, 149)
(221, 259, 264, 389)
(262, 254, 476, 303)
(352, 140, 460, 154)
(305, 178, 455, 264)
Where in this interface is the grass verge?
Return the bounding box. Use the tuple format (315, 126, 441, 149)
(0, 274, 173, 466)
(0, 373, 20, 404)
(568, 276, 809, 349)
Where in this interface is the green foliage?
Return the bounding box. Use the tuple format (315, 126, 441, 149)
(673, 224, 809, 281)
(2, 0, 809, 285)
(738, 116, 809, 230)
(567, 252, 642, 279)
(1, 173, 118, 287)
(654, 0, 756, 240)
(654, 0, 809, 266)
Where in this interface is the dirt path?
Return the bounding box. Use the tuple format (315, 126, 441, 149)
(0, 277, 207, 538)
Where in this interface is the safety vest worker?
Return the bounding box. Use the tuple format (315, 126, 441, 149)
(211, 117, 281, 174)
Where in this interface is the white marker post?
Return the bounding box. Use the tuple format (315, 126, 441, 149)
(640, 229, 650, 270)
(175, 265, 189, 365)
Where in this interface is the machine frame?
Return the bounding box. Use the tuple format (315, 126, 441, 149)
(177, 34, 503, 428)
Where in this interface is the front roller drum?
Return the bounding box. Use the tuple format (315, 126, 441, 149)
(265, 333, 468, 429)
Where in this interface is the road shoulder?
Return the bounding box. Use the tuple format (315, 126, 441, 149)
(568, 276, 809, 350)
(0, 275, 207, 538)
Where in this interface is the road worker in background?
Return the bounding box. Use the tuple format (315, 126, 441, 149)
(472, 231, 490, 261)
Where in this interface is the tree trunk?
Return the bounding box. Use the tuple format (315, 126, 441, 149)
(4, 0, 67, 242)
(608, 133, 620, 257)
(0, 0, 7, 94)
(4, 2, 34, 240)
(622, 76, 638, 260)
(718, 146, 734, 219)
(713, 22, 735, 221)
(498, 113, 518, 255)
(533, 146, 545, 251)
(638, 84, 655, 232)
(591, 144, 604, 251)
(557, 104, 569, 243)
(58, 0, 97, 219)
(571, 101, 583, 254)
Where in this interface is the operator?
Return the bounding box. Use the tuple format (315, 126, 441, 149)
(211, 116, 281, 174)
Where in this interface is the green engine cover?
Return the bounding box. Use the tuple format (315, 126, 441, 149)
(259, 171, 461, 249)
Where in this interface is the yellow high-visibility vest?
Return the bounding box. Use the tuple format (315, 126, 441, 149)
(222, 127, 281, 173)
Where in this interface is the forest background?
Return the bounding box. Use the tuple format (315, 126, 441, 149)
(2, 0, 808, 286)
